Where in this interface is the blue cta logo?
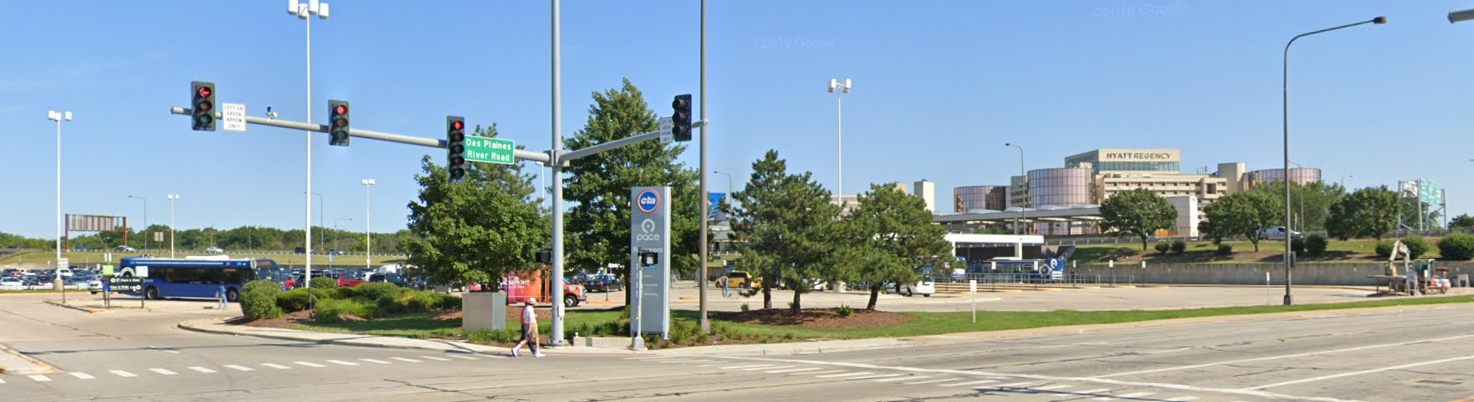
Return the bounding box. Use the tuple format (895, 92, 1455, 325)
(636, 189, 660, 213)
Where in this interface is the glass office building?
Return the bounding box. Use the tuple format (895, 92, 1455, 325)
(1028, 168, 1093, 207)
(1065, 149, 1181, 175)
(953, 185, 1008, 213)
(1244, 168, 1322, 188)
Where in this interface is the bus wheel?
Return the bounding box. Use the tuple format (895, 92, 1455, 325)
(145, 286, 160, 300)
(226, 288, 239, 302)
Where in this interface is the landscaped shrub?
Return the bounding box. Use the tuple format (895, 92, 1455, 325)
(1305, 235, 1328, 256)
(354, 282, 405, 301)
(374, 290, 447, 315)
(1290, 237, 1307, 254)
(240, 280, 283, 320)
(837, 305, 854, 318)
(1403, 235, 1430, 259)
(1155, 243, 1171, 254)
(276, 288, 335, 312)
(1375, 241, 1393, 258)
(1439, 233, 1474, 260)
(315, 297, 377, 323)
(310, 276, 338, 290)
(1216, 244, 1233, 255)
(1170, 241, 1186, 254)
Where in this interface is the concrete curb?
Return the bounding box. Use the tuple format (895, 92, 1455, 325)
(0, 343, 55, 375)
(43, 299, 121, 314)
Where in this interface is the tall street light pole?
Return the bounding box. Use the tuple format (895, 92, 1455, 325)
(362, 179, 374, 269)
(167, 194, 180, 258)
(128, 195, 148, 251)
(48, 110, 71, 266)
(307, 192, 324, 253)
(1005, 143, 1025, 235)
(827, 78, 851, 206)
(549, 0, 568, 347)
(1282, 16, 1385, 306)
(289, 0, 328, 295)
(698, 0, 710, 334)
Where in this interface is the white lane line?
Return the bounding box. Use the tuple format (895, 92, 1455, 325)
(1034, 384, 1073, 390)
(149, 368, 178, 376)
(848, 373, 904, 380)
(418, 356, 452, 362)
(767, 367, 822, 374)
(327, 360, 360, 366)
(0, 377, 6, 384)
(1166, 397, 1200, 401)
(391, 357, 421, 363)
(744, 365, 791, 371)
(294, 361, 326, 368)
(447, 354, 479, 360)
(1094, 392, 1154, 401)
(816, 371, 872, 378)
(360, 358, 392, 365)
(940, 379, 999, 387)
(905, 378, 958, 385)
(69, 372, 96, 380)
(663, 359, 720, 364)
(1247, 354, 1474, 390)
(801, 370, 847, 376)
(721, 364, 775, 370)
(109, 370, 138, 378)
(261, 363, 292, 370)
(1076, 388, 1113, 394)
(1098, 333, 1474, 378)
(623, 357, 671, 360)
(223, 365, 255, 372)
(187, 366, 217, 374)
(28, 375, 51, 382)
(877, 375, 929, 382)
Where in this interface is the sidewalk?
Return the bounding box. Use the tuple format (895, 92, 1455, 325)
(0, 343, 54, 375)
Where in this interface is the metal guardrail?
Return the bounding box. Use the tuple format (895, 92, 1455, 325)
(931, 273, 1137, 289)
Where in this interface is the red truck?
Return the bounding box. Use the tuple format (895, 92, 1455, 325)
(502, 268, 586, 307)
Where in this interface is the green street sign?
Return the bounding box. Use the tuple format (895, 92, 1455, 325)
(464, 136, 515, 165)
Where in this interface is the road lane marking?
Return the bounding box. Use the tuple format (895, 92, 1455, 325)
(261, 363, 292, 370)
(29, 375, 51, 382)
(1166, 397, 1199, 401)
(188, 366, 217, 373)
(360, 359, 391, 365)
(418, 356, 452, 362)
(801, 370, 847, 376)
(997, 382, 1039, 388)
(848, 373, 904, 380)
(109, 370, 137, 378)
(294, 361, 326, 368)
(0, 377, 6, 384)
(1035, 384, 1073, 390)
(1097, 333, 1474, 378)
(391, 357, 421, 363)
(816, 371, 872, 378)
(623, 357, 670, 360)
(223, 365, 254, 372)
(150, 368, 178, 376)
(663, 359, 719, 364)
(877, 375, 929, 382)
(721, 364, 775, 370)
(905, 378, 958, 385)
(447, 354, 479, 360)
(766, 367, 822, 373)
(940, 379, 999, 387)
(1246, 354, 1474, 390)
(69, 372, 96, 380)
(1076, 388, 1113, 394)
(327, 360, 360, 366)
(1095, 392, 1155, 401)
(745, 365, 791, 371)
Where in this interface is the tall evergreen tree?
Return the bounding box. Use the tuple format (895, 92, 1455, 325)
(841, 184, 953, 310)
(730, 150, 842, 312)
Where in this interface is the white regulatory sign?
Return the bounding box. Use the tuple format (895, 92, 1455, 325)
(222, 103, 247, 132)
(969, 279, 977, 293)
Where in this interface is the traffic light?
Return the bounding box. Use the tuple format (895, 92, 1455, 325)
(446, 116, 466, 183)
(671, 94, 692, 142)
(328, 100, 350, 146)
(191, 81, 216, 131)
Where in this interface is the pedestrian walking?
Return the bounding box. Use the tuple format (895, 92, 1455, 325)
(718, 275, 729, 298)
(511, 299, 544, 357)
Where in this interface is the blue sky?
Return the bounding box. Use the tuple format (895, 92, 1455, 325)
(4, 1, 1474, 239)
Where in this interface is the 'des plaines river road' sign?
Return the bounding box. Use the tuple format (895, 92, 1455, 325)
(464, 136, 515, 165)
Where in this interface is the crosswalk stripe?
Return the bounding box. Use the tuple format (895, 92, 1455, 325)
(69, 372, 96, 380)
(447, 354, 479, 360)
(29, 375, 51, 382)
(721, 364, 774, 370)
(1034, 384, 1072, 390)
(622, 356, 669, 360)
(391, 357, 421, 363)
(817, 371, 871, 378)
(223, 365, 255, 372)
(767, 367, 822, 373)
(360, 358, 391, 365)
(905, 378, 957, 385)
(1095, 392, 1154, 401)
(327, 360, 360, 366)
(261, 363, 292, 369)
(941, 379, 998, 387)
(1166, 397, 1199, 401)
(1077, 389, 1113, 394)
(848, 373, 903, 380)
(877, 375, 928, 383)
(418, 355, 452, 362)
(996, 382, 1039, 388)
(109, 370, 137, 378)
(801, 370, 847, 376)
(294, 361, 326, 368)
(745, 365, 791, 371)
(150, 368, 178, 376)
(188, 366, 217, 373)
(663, 359, 720, 364)
(0, 377, 7, 384)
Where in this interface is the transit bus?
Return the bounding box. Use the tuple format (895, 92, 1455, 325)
(118, 257, 277, 301)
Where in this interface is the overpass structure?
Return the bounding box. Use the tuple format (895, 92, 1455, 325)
(932, 206, 1104, 234)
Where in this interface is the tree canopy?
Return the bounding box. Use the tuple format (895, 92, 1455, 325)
(1099, 188, 1177, 250)
(840, 183, 953, 310)
(1200, 191, 1280, 251)
(730, 150, 842, 311)
(1326, 186, 1398, 241)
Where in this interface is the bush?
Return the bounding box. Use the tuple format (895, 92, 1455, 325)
(836, 305, 853, 318)
(1439, 233, 1474, 260)
(240, 280, 283, 320)
(1216, 244, 1233, 255)
(1170, 241, 1186, 254)
(354, 282, 406, 301)
(315, 297, 377, 323)
(740, 303, 750, 312)
(1305, 235, 1328, 256)
(276, 288, 335, 312)
(1403, 235, 1430, 259)
(1155, 242, 1170, 254)
(1375, 241, 1393, 258)
(310, 276, 339, 290)
(1290, 237, 1307, 254)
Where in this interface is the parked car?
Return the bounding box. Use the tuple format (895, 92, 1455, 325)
(114, 245, 137, 252)
(1257, 226, 1303, 241)
(294, 246, 307, 254)
(582, 273, 624, 292)
(326, 248, 347, 256)
(365, 273, 408, 287)
(88, 278, 104, 294)
(0, 277, 24, 290)
(206, 246, 224, 254)
(723, 271, 762, 289)
(883, 279, 935, 297)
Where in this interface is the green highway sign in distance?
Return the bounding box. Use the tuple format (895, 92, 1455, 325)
(464, 136, 515, 165)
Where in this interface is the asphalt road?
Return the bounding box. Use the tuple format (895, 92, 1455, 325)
(3, 293, 1473, 401)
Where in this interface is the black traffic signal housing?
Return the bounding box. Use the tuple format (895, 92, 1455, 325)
(446, 116, 466, 183)
(191, 81, 216, 131)
(671, 94, 692, 142)
(328, 100, 350, 146)
(535, 248, 553, 264)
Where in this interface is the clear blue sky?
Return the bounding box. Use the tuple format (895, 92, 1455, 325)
(4, 1, 1474, 240)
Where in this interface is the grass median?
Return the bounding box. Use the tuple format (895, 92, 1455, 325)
(277, 294, 1474, 348)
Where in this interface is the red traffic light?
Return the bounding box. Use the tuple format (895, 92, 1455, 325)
(197, 87, 212, 98)
(335, 104, 348, 115)
(453, 121, 463, 130)
(672, 98, 687, 109)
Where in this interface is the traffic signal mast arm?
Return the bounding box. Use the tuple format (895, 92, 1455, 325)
(169, 106, 550, 164)
(560, 118, 708, 163)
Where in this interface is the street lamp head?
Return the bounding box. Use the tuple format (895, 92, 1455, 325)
(63, 112, 72, 121)
(362, 179, 375, 185)
(827, 78, 837, 93)
(842, 78, 852, 93)
(1372, 16, 1387, 24)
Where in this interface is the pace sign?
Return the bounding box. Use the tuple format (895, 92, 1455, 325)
(630, 186, 671, 339)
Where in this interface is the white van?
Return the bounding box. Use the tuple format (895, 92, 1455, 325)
(885, 279, 935, 297)
(56, 268, 73, 278)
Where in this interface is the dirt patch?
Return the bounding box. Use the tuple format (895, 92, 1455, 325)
(238, 310, 316, 328)
(713, 308, 914, 330)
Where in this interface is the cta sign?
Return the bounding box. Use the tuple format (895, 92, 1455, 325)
(636, 188, 661, 213)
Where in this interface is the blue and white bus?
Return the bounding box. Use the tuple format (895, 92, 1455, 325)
(119, 257, 277, 301)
